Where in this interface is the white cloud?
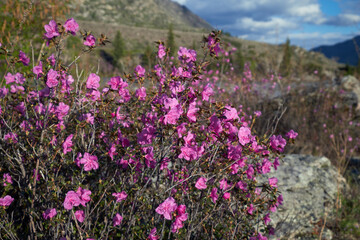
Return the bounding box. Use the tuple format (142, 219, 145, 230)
(236, 17, 298, 32)
(326, 13, 360, 26)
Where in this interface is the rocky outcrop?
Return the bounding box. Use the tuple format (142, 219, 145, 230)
(266, 154, 347, 239)
(341, 75, 360, 110)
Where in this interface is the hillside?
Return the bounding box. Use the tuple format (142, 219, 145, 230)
(311, 36, 360, 66)
(71, 0, 212, 31)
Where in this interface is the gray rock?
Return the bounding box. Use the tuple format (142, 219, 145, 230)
(264, 154, 347, 239)
(341, 75, 360, 110)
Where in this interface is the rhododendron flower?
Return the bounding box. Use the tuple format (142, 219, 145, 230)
(163, 104, 183, 125)
(75, 210, 85, 222)
(247, 204, 254, 215)
(43, 208, 57, 220)
(238, 126, 252, 146)
(55, 102, 70, 120)
(64, 18, 79, 35)
(137, 125, 156, 145)
(79, 152, 99, 171)
(112, 191, 127, 202)
(201, 83, 214, 101)
(113, 213, 123, 226)
(148, 228, 159, 240)
(195, 177, 207, 190)
(0, 195, 14, 206)
(84, 34, 96, 46)
(222, 192, 230, 200)
(19, 51, 30, 66)
(286, 130, 298, 139)
(63, 191, 81, 210)
(269, 135, 286, 152)
(33, 61, 43, 78)
(158, 44, 166, 59)
(86, 73, 100, 90)
(135, 65, 145, 78)
(3, 173, 12, 186)
(46, 69, 59, 88)
(187, 101, 199, 122)
(264, 213, 271, 225)
(48, 54, 56, 66)
(76, 187, 91, 206)
(4, 132, 18, 143)
(156, 197, 177, 220)
(224, 105, 239, 121)
(268, 177, 278, 188)
(210, 188, 218, 203)
(261, 158, 272, 174)
(209, 115, 223, 135)
(44, 20, 59, 39)
(219, 179, 230, 190)
(135, 87, 146, 101)
(62, 134, 73, 155)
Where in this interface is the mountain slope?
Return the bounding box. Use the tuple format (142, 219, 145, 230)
(311, 36, 360, 66)
(71, 0, 212, 31)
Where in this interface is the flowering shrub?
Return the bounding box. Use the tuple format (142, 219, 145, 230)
(0, 19, 294, 239)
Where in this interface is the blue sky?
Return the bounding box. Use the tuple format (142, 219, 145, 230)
(172, 0, 360, 49)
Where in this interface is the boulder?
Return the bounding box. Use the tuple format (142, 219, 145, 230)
(266, 154, 347, 239)
(341, 75, 360, 110)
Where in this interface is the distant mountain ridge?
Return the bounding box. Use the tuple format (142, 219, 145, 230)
(311, 36, 360, 66)
(71, 0, 212, 31)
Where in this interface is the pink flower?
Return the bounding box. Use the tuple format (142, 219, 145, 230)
(286, 130, 298, 139)
(43, 208, 57, 220)
(195, 177, 207, 190)
(44, 20, 59, 39)
(236, 181, 247, 191)
(224, 105, 239, 121)
(268, 177, 278, 188)
(62, 134, 73, 155)
(113, 213, 123, 226)
(135, 87, 146, 101)
(269, 135, 286, 152)
(63, 191, 81, 210)
(148, 228, 159, 240)
(56, 102, 70, 120)
(75, 210, 85, 222)
(264, 213, 271, 225)
(86, 73, 100, 90)
(155, 197, 177, 220)
(210, 188, 218, 203)
(163, 104, 183, 125)
(76, 187, 92, 206)
(112, 191, 128, 202)
(209, 115, 223, 135)
(158, 44, 166, 59)
(46, 69, 59, 88)
(84, 34, 96, 46)
(219, 179, 230, 190)
(19, 51, 30, 66)
(247, 204, 254, 215)
(0, 195, 14, 206)
(223, 192, 230, 200)
(137, 125, 156, 145)
(261, 159, 272, 174)
(107, 76, 128, 90)
(48, 54, 56, 66)
(238, 126, 252, 146)
(135, 65, 145, 78)
(33, 61, 43, 78)
(108, 144, 117, 160)
(64, 18, 79, 35)
(187, 101, 199, 122)
(201, 83, 213, 101)
(3, 173, 12, 186)
(79, 152, 99, 171)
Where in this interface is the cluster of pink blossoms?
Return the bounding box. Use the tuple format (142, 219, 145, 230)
(155, 197, 188, 233)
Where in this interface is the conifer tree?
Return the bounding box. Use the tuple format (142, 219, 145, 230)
(113, 31, 126, 60)
(280, 38, 292, 76)
(167, 24, 176, 57)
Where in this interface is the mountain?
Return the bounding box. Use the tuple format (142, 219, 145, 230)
(311, 36, 360, 66)
(71, 0, 212, 31)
